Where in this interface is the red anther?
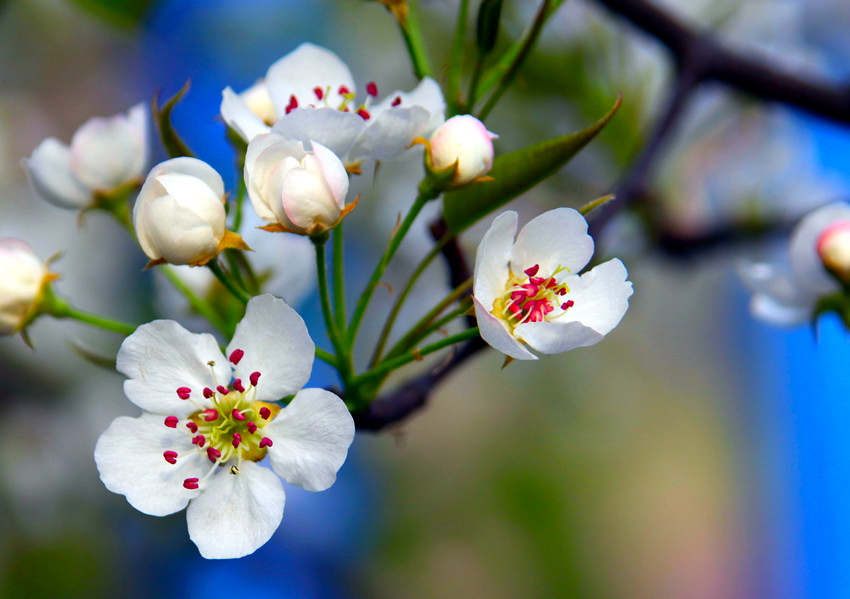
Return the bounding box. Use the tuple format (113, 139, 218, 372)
(207, 447, 222, 463)
(233, 379, 245, 393)
(246, 421, 258, 434)
(203, 387, 214, 398)
(192, 435, 206, 447)
(545, 278, 557, 289)
(524, 264, 540, 277)
(314, 86, 324, 100)
(557, 288, 567, 296)
(232, 433, 242, 448)
(562, 300, 575, 310)
(163, 451, 178, 464)
(366, 81, 378, 97)
(231, 409, 246, 421)
(529, 276, 544, 286)
(259, 437, 273, 448)
(183, 478, 199, 490)
(391, 95, 402, 107)
(164, 416, 178, 428)
(186, 422, 199, 433)
(203, 409, 219, 421)
(250, 371, 261, 386)
(216, 385, 229, 395)
(357, 108, 370, 120)
(176, 387, 191, 399)
(285, 94, 299, 114)
(338, 85, 350, 95)
(259, 407, 271, 420)
(229, 348, 245, 364)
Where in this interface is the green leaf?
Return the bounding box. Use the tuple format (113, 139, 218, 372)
(67, 0, 158, 28)
(476, 0, 504, 56)
(152, 81, 196, 159)
(443, 95, 621, 234)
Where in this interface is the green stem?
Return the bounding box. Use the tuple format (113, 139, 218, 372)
(48, 296, 137, 336)
(161, 266, 230, 335)
(333, 223, 347, 332)
(207, 260, 251, 304)
(447, 0, 471, 114)
(313, 235, 352, 385)
(348, 186, 440, 344)
(315, 346, 338, 368)
(354, 327, 480, 386)
(397, 0, 432, 79)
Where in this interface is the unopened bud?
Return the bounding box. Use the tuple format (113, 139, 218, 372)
(428, 115, 497, 187)
(817, 221, 850, 284)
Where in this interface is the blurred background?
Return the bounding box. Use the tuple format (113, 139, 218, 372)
(1, 0, 849, 597)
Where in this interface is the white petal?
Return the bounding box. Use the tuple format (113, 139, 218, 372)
(281, 167, 341, 230)
(94, 414, 202, 517)
(514, 320, 604, 354)
(271, 108, 365, 164)
(266, 43, 355, 111)
(264, 388, 355, 492)
(118, 320, 230, 416)
(739, 261, 813, 309)
(221, 87, 272, 142)
(69, 111, 145, 190)
(371, 76, 446, 134)
(23, 138, 91, 208)
(147, 156, 225, 198)
(473, 296, 537, 360)
(750, 293, 811, 326)
(310, 140, 349, 208)
(227, 295, 315, 401)
(473, 211, 517, 309)
(350, 106, 431, 162)
(789, 202, 850, 295)
(511, 208, 594, 274)
(245, 134, 306, 223)
(553, 258, 633, 336)
(135, 193, 223, 265)
(186, 461, 285, 559)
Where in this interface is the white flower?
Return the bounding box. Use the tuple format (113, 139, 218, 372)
(740, 202, 850, 326)
(0, 239, 55, 335)
(134, 157, 248, 266)
(472, 208, 633, 360)
(221, 43, 445, 168)
(428, 115, 497, 186)
(245, 134, 352, 235)
(23, 103, 148, 209)
(94, 294, 355, 559)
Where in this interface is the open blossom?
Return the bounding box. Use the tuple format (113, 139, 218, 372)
(473, 208, 633, 360)
(94, 294, 355, 559)
(23, 103, 147, 209)
(245, 134, 353, 235)
(0, 240, 56, 335)
(740, 202, 850, 325)
(428, 115, 497, 186)
(221, 43, 445, 169)
(134, 157, 248, 266)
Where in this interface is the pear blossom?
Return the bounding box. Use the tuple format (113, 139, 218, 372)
(94, 294, 355, 559)
(428, 115, 497, 186)
(134, 157, 249, 266)
(221, 43, 445, 169)
(23, 103, 147, 209)
(0, 239, 56, 335)
(244, 134, 353, 235)
(740, 202, 850, 325)
(472, 208, 633, 360)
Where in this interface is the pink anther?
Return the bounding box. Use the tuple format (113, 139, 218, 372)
(164, 416, 178, 428)
(232, 433, 242, 448)
(216, 385, 229, 395)
(259, 407, 271, 420)
(366, 81, 378, 97)
(186, 422, 199, 433)
(203, 387, 214, 399)
(233, 379, 245, 393)
(524, 264, 540, 277)
(203, 409, 219, 422)
(163, 451, 178, 464)
(357, 108, 371, 120)
(314, 86, 324, 100)
(250, 371, 261, 386)
(259, 437, 273, 448)
(192, 435, 206, 447)
(562, 300, 575, 310)
(229, 348, 244, 364)
(176, 387, 191, 399)
(183, 478, 199, 490)
(391, 95, 402, 107)
(338, 85, 351, 95)
(232, 409, 246, 421)
(206, 447, 222, 463)
(285, 94, 299, 115)
(246, 421, 258, 434)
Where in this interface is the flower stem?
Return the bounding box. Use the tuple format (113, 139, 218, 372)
(313, 235, 352, 385)
(315, 346, 338, 368)
(353, 327, 480, 386)
(447, 0, 471, 115)
(46, 295, 137, 336)
(207, 260, 251, 305)
(396, 0, 433, 79)
(333, 223, 347, 332)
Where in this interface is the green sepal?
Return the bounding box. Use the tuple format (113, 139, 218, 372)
(442, 95, 621, 234)
(476, 0, 505, 56)
(813, 291, 850, 330)
(152, 81, 195, 159)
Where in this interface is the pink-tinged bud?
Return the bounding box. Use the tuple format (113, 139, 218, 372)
(229, 348, 245, 364)
(259, 407, 271, 420)
(164, 416, 178, 428)
(259, 437, 273, 448)
(183, 478, 199, 490)
(163, 451, 178, 464)
(428, 115, 497, 186)
(817, 221, 850, 284)
(0, 239, 52, 336)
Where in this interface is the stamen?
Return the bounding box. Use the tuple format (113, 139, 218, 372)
(176, 387, 191, 400)
(232, 433, 242, 448)
(259, 437, 273, 448)
(183, 478, 199, 490)
(163, 451, 178, 464)
(524, 264, 540, 277)
(285, 94, 299, 115)
(366, 81, 378, 97)
(250, 371, 261, 386)
(233, 379, 245, 393)
(216, 385, 229, 395)
(562, 300, 575, 310)
(259, 407, 271, 420)
(391, 95, 402, 107)
(164, 416, 178, 428)
(206, 447, 222, 463)
(192, 435, 206, 447)
(357, 108, 371, 120)
(246, 421, 258, 434)
(230, 466, 239, 475)
(203, 387, 214, 399)
(338, 85, 351, 96)
(313, 86, 324, 100)
(232, 409, 246, 421)
(203, 409, 219, 422)
(186, 422, 199, 433)
(229, 349, 244, 364)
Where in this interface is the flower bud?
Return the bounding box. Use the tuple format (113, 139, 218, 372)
(428, 115, 497, 186)
(23, 103, 148, 210)
(0, 240, 54, 335)
(244, 134, 353, 236)
(134, 158, 248, 267)
(817, 221, 850, 284)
